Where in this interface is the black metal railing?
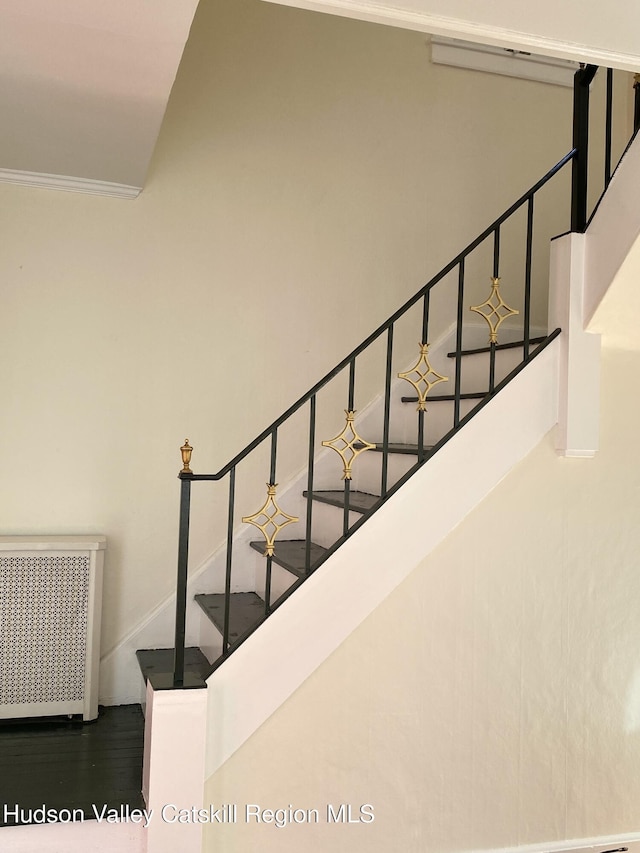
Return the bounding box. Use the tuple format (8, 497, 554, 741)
(164, 64, 639, 689)
(572, 65, 640, 232)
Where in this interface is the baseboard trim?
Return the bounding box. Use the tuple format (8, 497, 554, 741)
(0, 168, 141, 199)
(469, 830, 640, 853)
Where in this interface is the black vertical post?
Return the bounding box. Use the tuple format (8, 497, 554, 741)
(571, 65, 598, 233)
(523, 196, 534, 361)
(265, 430, 277, 615)
(222, 467, 235, 656)
(418, 292, 430, 464)
(634, 74, 640, 135)
(381, 326, 394, 496)
(453, 260, 464, 429)
(604, 68, 613, 189)
(174, 476, 192, 687)
(489, 228, 500, 394)
(305, 395, 316, 574)
(343, 360, 355, 537)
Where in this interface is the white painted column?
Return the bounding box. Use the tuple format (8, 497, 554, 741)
(143, 681, 208, 853)
(548, 232, 601, 457)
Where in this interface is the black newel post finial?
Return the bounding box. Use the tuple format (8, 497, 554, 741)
(571, 64, 598, 233)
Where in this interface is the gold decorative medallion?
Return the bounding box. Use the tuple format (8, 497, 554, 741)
(180, 439, 193, 473)
(397, 343, 448, 411)
(470, 277, 519, 344)
(242, 483, 299, 557)
(321, 410, 375, 480)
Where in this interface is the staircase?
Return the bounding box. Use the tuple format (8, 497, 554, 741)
(125, 62, 640, 853)
(137, 330, 555, 687)
(134, 64, 639, 697)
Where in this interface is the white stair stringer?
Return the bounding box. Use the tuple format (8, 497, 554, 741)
(97, 319, 465, 703)
(204, 335, 560, 775)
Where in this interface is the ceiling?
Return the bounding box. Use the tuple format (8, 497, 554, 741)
(263, 0, 640, 70)
(0, 0, 200, 197)
(2, 0, 637, 200)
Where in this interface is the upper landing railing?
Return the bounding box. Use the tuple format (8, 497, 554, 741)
(166, 65, 640, 689)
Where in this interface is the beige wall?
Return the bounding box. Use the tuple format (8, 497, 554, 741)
(204, 346, 640, 851)
(0, 0, 572, 664)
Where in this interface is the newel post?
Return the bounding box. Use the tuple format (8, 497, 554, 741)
(571, 64, 598, 233)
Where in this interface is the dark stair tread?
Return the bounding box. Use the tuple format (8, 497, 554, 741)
(135, 647, 210, 684)
(249, 539, 326, 576)
(401, 392, 487, 403)
(354, 441, 430, 455)
(303, 489, 380, 513)
(195, 591, 265, 640)
(446, 336, 545, 358)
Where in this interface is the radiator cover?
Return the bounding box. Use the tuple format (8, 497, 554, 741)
(0, 536, 105, 721)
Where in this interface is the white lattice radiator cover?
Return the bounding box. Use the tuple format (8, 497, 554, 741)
(0, 535, 105, 721)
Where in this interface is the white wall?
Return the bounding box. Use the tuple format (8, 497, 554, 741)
(203, 346, 640, 852)
(0, 0, 573, 682)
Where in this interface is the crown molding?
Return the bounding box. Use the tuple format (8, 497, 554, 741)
(261, 0, 640, 71)
(0, 168, 141, 199)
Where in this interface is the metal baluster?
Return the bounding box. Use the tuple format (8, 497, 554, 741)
(265, 429, 277, 615)
(305, 395, 316, 574)
(489, 228, 499, 393)
(381, 326, 394, 495)
(174, 476, 191, 687)
(523, 196, 534, 361)
(454, 259, 464, 428)
(418, 292, 429, 463)
(222, 467, 235, 656)
(605, 68, 613, 189)
(343, 360, 355, 537)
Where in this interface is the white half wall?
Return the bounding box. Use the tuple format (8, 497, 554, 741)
(585, 132, 640, 346)
(203, 346, 640, 853)
(548, 234, 601, 456)
(205, 336, 560, 775)
(0, 821, 145, 853)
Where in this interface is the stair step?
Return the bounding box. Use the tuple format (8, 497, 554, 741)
(135, 647, 209, 685)
(303, 489, 380, 513)
(249, 539, 326, 576)
(195, 591, 265, 641)
(369, 442, 429, 455)
(401, 392, 487, 404)
(354, 441, 430, 455)
(446, 336, 545, 358)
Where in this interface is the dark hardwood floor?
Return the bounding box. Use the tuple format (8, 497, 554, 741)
(0, 705, 144, 827)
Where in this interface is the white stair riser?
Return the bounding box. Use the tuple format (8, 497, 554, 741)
(389, 396, 480, 445)
(254, 553, 298, 604)
(351, 451, 417, 495)
(310, 500, 367, 548)
(450, 346, 523, 392)
(198, 608, 223, 665)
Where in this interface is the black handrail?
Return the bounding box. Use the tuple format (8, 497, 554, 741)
(164, 64, 640, 690)
(180, 148, 576, 485)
